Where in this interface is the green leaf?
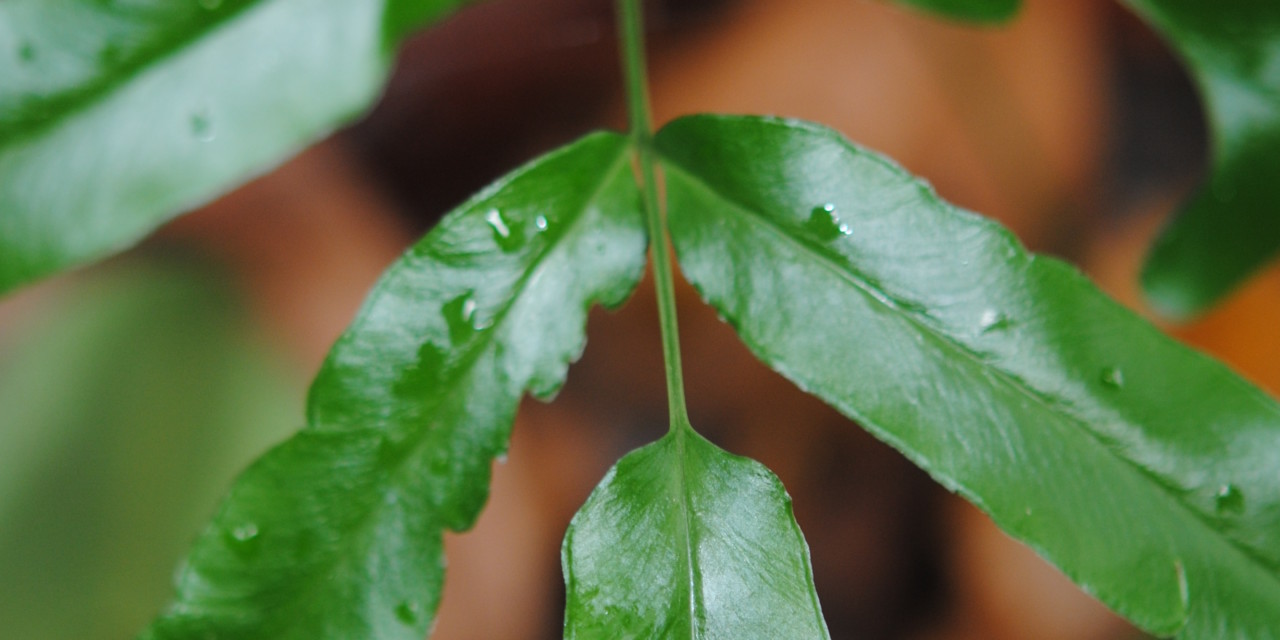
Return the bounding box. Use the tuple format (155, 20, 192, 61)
(1127, 0, 1280, 316)
(563, 426, 830, 639)
(656, 114, 1280, 639)
(888, 0, 1020, 24)
(0, 0, 471, 296)
(140, 132, 647, 640)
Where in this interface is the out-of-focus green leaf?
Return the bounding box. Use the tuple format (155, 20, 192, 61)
(0, 262, 300, 640)
(1127, 0, 1280, 317)
(656, 114, 1280, 639)
(563, 425, 830, 639)
(140, 132, 647, 640)
(888, 0, 1019, 24)
(0, 0, 471, 296)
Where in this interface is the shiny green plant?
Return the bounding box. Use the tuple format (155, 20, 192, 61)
(2, 0, 1279, 637)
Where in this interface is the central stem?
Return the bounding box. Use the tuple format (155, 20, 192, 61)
(617, 0, 690, 430)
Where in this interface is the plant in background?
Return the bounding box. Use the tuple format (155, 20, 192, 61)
(2, 0, 1278, 638)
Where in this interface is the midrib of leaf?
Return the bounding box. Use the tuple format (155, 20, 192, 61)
(285, 143, 635, 615)
(659, 157, 1280, 588)
(376, 141, 632, 463)
(672, 427, 702, 639)
(1, 1, 262, 144)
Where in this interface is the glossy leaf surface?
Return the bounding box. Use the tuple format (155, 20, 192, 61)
(0, 0, 470, 295)
(563, 427, 829, 639)
(141, 132, 647, 639)
(889, 0, 1019, 24)
(1127, 0, 1280, 316)
(657, 114, 1280, 639)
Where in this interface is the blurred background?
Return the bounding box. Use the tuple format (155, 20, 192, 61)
(3, 0, 1278, 638)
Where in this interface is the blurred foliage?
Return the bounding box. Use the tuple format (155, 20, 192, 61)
(0, 261, 302, 640)
(891, 0, 1019, 24)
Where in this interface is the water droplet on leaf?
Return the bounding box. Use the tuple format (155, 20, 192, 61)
(484, 208, 525, 252)
(1214, 484, 1245, 516)
(394, 601, 420, 625)
(807, 203, 852, 241)
(534, 215, 549, 232)
(485, 208, 509, 238)
(225, 522, 261, 556)
(442, 293, 478, 344)
(1099, 366, 1124, 390)
(978, 309, 1011, 334)
(231, 522, 259, 543)
(190, 110, 215, 142)
(459, 295, 492, 331)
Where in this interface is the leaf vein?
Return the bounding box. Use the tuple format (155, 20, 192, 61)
(660, 155, 1280, 592)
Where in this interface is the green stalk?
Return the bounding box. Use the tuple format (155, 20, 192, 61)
(616, 0, 691, 430)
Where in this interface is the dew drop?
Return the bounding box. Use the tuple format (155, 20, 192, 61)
(534, 215, 549, 232)
(190, 110, 215, 142)
(1099, 366, 1125, 390)
(484, 208, 525, 251)
(442, 293, 478, 344)
(394, 600, 420, 625)
(225, 522, 261, 556)
(460, 295, 493, 330)
(1214, 484, 1245, 516)
(17, 42, 36, 63)
(807, 203, 852, 241)
(978, 309, 1011, 334)
(485, 208, 509, 238)
(231, 522, 259, 543)
(496, 453, 509, 464)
